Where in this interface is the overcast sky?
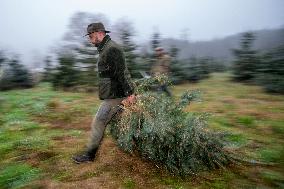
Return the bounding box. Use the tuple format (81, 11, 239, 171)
(0, 0, 283, 66)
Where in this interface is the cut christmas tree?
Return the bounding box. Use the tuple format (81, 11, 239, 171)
(110, 75, 236, 175)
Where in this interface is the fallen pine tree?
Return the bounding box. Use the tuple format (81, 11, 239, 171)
(110, 75, 236, 175)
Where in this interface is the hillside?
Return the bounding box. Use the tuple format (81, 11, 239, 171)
(160, 27, 284, 61)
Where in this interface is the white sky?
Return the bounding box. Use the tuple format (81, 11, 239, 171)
(0, 0, 283, 66)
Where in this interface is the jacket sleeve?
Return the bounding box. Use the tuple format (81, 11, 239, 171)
(106, 47, 134, 96)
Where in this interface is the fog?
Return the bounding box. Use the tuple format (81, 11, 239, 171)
(0, 0, 283, 66)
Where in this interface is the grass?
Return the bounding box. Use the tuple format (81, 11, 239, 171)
(159, 177, 184, 189)
(236, 116, 256, 128)
(0, 83, 92, 188)
(261, 170, 284, 187)
(225, 133, 248, 147)
(258, 147, 284, 163)
(0, 73, 284, 188)
(0, 163, 40, 189)
(123, 178, 136, 189)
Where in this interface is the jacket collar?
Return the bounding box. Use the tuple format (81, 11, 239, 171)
(97, 35, 111, 53)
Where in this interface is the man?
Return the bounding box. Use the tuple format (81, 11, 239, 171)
(73, 22, 135, 163)
(151, 47, 172, 96)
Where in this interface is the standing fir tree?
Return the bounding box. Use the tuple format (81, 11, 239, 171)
(232, 32, 259, 81)
(0, 57, 33, 90)
(255, 45, 284, 94)
(0, 51, 5, 80)
(52, 54, 80, 89)
(148, 31, 162, 74)
(169, 45, 184, 84)
(75, 41, 99, 89)
(0, 51, 5, 67)
(151, 32, 161, 52)
(42, 56, 53, 82)
(115, 21, 141, 78)
(169, 45, 179, 59)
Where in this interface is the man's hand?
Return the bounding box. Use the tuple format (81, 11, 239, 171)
(121, 94, 136, 106)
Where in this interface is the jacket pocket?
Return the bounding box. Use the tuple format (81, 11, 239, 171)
(99, 77, 111, 100)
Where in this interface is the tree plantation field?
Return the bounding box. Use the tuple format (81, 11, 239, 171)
(0, 73, 283, 189)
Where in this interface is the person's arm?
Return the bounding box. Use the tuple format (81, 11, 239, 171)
(106, 47, 134, 96)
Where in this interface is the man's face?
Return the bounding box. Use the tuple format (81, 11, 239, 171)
(89, 32, 100, 46)
(155, 49, 163, 57)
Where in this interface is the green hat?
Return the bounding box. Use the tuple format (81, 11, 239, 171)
(84, 22, 110, 36)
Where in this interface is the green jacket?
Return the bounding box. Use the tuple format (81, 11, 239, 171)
(97, 35, 134, 100)
(151, 54, 171, 76)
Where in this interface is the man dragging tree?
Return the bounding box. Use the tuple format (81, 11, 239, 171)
(151, 47, 172, 96)
(73, 22, 135, 163)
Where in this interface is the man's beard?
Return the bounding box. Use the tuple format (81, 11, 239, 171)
(94, 36, 100, 47)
